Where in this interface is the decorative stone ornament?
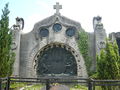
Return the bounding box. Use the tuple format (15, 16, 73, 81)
(53, 23, 62, 32)
(39, 28, 49, 37)
(11, 41, 17, 50)
(54, 2, 62, 15)
(98, 41, 106, 49)
(13, 2, 88, 78)
(35, 43, 77, 76)
(66, 27, 76, 37)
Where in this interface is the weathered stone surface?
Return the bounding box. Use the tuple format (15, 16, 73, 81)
(12, 10, 88, 78)
(12, 3, 107, 78)
(92, 16, 107, 70)
(93, 16, 107, 55)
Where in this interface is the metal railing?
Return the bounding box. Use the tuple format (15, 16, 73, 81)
(91, 79, 120, 90)
(0, 77, 10, 90)
(0, 77, 120, 90)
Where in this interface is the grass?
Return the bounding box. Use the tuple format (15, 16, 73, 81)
(23, 84, 44, 90)
(9, 82, 104, 90)
(10, 83, 44, 90)
(9, 82, 120, 90)
(23, 84, 87, 90)
(10, 82, 27, 89)
(70, 84, 88, 90)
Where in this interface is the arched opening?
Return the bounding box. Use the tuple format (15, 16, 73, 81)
(36, 44, 77, 76)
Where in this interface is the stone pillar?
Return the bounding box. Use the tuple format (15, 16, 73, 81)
(11, 17, 24, 76)
(12, 29, 21, 76)
(93, 16, 107, 70)
(93, 16, 107, 54)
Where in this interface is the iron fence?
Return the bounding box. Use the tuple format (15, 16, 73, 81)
(0, 77, 120, 90)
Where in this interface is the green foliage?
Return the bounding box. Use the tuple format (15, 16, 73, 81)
(97, 40, 120, 79)
(96, 40, 120, 90)
(0, 3, 15, 77)
(77, 30, 91, 75)
(23, 84, 43, 90)
(10, 82, 27, 89)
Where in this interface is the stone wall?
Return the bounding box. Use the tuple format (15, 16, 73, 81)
(18, 14, 88, 78)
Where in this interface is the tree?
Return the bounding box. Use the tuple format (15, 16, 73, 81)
(0, 3, 15, 77)
(97, 40, 120, 90)
(97, 40, 120, 79)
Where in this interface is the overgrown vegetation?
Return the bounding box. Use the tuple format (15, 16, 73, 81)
(10, 82, 27, 89)
(0, 3, 15, 77)
(77, 30, 91, 75)
(95, 40, 120, 90)
(97, 40, 120, 79)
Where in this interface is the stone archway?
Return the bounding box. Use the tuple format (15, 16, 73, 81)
(34, 43, 78, 76)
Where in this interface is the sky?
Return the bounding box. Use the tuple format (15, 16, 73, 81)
(0, 0, 120, 34)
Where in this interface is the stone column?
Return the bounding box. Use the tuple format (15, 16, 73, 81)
(12, 29, 21, 76)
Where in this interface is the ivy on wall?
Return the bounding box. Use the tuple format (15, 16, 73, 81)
(77, 30, 91, 75)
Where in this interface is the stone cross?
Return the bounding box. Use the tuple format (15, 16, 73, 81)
(54, 2, 62, 15)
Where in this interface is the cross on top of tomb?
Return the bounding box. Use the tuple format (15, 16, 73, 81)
(54, 2, 62, 15)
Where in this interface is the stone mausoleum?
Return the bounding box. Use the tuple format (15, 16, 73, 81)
(11, 3, 107, 78)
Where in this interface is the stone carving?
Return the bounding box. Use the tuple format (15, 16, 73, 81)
(11, 41, 17, 50)
(33, 13, 81, 40)
(54, 2, 62, 15)
(13, 3, 88, 78)
(95, 16, 102, 21)
(13, 17, 24, 30)
(36, 45, 77, 76)
(93, 16, 102, 24)
(96, 24, 103, 29)
(39, 28, 49, 37)
(97, 41, 106, 49)
(66, 27, 76, 37)
(53, 23, 62, 32)
(93, 16, 103, 29)
(11, 17, 24, 50)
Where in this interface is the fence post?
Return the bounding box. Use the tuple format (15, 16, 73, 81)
(0, 78, 2, 90)
(88, 78, 92, 90)
(6, 77, 10, 90)
(46, 79, 50, 90)
(93, 81, 95, 90)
